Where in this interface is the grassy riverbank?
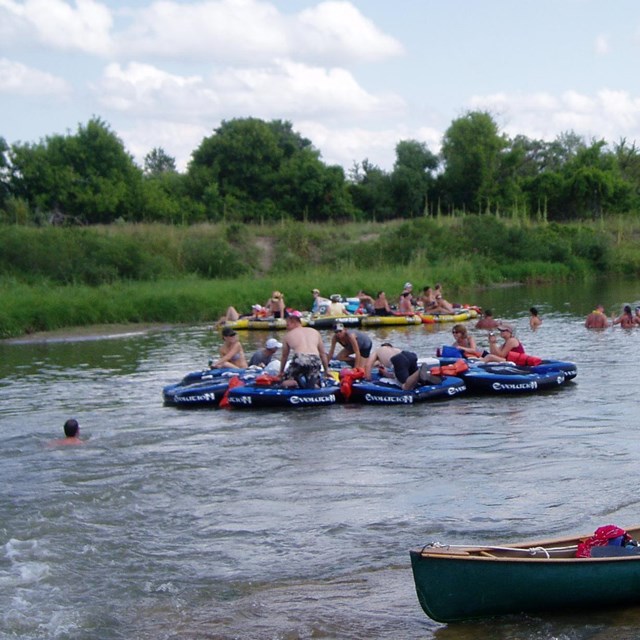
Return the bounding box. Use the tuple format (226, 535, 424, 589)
(1, 214, 637, 338)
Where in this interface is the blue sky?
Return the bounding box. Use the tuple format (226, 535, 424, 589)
(2, 0, 639, 171)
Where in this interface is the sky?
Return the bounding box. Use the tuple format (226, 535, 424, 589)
(2, 0, 640, 172)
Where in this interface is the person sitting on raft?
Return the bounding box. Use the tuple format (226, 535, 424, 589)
(398, 291, 415, 315)
(265, 291, 285, 319)
(482, 323, 524, 362)
(223, 303, 268, 322)
(373, 291, 392, 316)
(451, 324, 480, 358)
(211, 327, 248, 369)
(249, 338, 282, 368)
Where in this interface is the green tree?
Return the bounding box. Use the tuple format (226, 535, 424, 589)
(8, 118, 143, 224)
(348, 159, 394, 220)
(440, 111, 507, 212)
(187, 117, 354, 221)
(144, 147, 176, 176)
(390, 140, 438, 217)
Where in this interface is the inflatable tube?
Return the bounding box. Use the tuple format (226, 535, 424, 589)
(419, 310, 473, 324)
(221, 318, 290, 331)
(306, 315, 361, 329)
(459, 362, 567, 394)
(361, 314, 423, 327)
(348, 375, 466, 404)
(438, 357, 578, 381)
(227, 380, 341, 408)
(163, 376, 232, 407)
(177, 367, 245, 387)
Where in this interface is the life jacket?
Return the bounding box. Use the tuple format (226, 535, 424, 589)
(430, 359, 469, 377)
(255, 374, 280, 386)
(339, 367, 365, 401)
(507, 351, 543, 366)
(219, 375, 244, 408)
(576, 525, 631, 558)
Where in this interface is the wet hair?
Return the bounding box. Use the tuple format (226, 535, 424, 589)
(484, 309, 493, 317)
(380, 342, 393, 347)
(63, 418, 79, 437)
(624, 304, 632, 314)
(530, 307, 539, 316)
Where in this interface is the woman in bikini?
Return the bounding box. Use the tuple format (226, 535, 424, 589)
(265, 291, 285, 319)
(451, 324, 480, 358)
(211, 327, 248, 369)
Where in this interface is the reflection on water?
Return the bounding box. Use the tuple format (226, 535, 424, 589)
(1, 279, 640, 639)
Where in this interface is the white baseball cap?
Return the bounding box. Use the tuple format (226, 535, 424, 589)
(266, 338, 282, 350)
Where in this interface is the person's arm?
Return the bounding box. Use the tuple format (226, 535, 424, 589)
(317, 335, 330, 374)
(364, 350, 377, 380)
(348, 333, 361, 360)
(327, 335, 338, 361)
(279, 342, 290, 376)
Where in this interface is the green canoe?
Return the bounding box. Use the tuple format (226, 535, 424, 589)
(410, 524, 640, 623)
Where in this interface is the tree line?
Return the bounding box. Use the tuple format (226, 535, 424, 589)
(1, 111, 639, 225)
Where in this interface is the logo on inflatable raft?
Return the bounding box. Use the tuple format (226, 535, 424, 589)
(289, 394, 336, 405)
(364, 394, 413, 404)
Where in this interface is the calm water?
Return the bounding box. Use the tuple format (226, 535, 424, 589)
(2, 280, 640, 639)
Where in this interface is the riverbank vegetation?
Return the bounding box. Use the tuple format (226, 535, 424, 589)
(0, 214, 637, 338)
(2, 110, 640, 337)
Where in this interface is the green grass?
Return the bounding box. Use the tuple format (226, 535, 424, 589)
(2, 214, 639, 337)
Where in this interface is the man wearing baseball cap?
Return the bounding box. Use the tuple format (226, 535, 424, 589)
(249, 337, 283, 368)
(328, 322, 373, 369)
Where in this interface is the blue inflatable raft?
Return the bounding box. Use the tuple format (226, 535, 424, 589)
(227, 379, 341, 408)
(347, 376, 466, 405)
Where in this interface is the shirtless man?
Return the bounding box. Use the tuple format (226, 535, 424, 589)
(585, 305, 609, 329)
(364, 342, 429, 390)
(279, 312, 330, 388)
(475, 308, 499, 330)
(49, 418, 84, 446)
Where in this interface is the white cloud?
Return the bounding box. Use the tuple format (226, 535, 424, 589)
(95, 59, 404, 121)
(470, 89, 640, 146)
(0, 57, 71, 96)
(116, 0, 403, 64)
(0, 0, 112, 55)
(296, 1, 404, 63)
(96, 62, 206, 114)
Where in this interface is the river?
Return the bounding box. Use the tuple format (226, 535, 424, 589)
(1, 279, 640, 639)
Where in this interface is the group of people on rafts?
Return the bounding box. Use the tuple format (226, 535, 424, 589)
(213, 306, 530, 393)
(223, 282, 459, 323)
